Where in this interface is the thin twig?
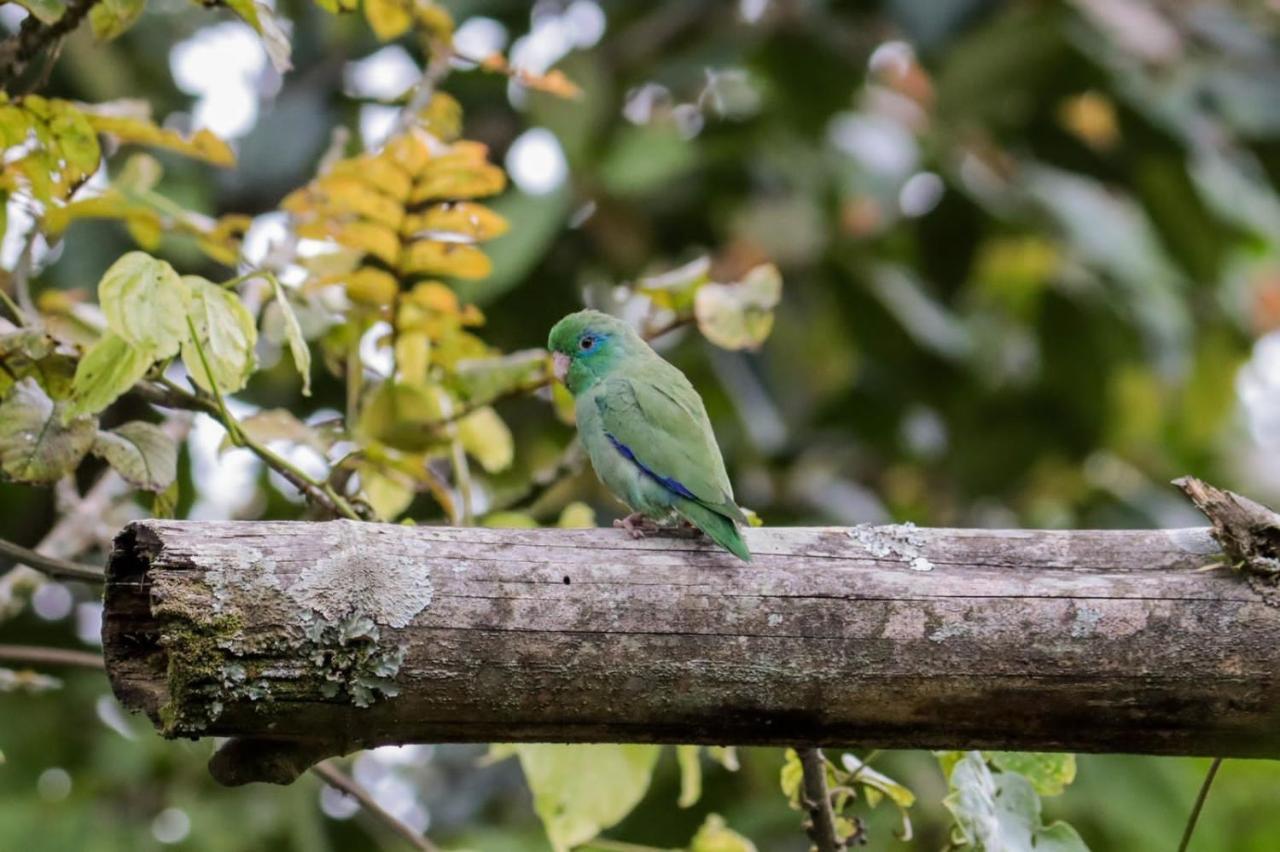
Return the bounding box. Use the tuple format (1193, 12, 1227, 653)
(152, 376, 361, 521)
(12, 223, 39, 320)
(391, 39, 453, 138)
(0, 0, 104, 93)
(311, 761, 440, 852)
(798, 747, 846, 852)
(0, 643, 105, 670)
(0, 537, 103, 583)
(1177, 757, 1223, 852)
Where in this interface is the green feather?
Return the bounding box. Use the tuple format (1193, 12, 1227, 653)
(674, 497, 752, 562)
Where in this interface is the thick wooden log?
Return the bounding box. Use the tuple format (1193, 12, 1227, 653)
(102, 512, 1280, 785)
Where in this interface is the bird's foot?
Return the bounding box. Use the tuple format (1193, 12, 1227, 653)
(614, 512, 663, 539)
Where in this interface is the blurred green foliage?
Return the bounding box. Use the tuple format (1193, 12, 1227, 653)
(4, 0, 1280, 850)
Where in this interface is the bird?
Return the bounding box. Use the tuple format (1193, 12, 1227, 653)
(548, 309, 751, 561)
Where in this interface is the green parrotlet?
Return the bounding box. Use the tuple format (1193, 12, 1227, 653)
(548, 309, 751, 561)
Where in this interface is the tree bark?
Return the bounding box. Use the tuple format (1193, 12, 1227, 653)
(102, 489, 1280, 785)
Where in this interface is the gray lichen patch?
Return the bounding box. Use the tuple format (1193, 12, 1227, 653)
(848, 523, 934, 572)
(283, 521, 434, 629)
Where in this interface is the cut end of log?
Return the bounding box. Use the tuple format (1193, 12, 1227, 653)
(102, 522, 172, 726)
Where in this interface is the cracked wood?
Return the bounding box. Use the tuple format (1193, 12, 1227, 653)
(101, 517, 1280, 784)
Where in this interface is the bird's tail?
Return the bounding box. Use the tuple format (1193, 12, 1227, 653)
(676, 499, 751, 562)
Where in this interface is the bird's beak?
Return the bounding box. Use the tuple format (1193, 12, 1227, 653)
(552, 351, 571, 383)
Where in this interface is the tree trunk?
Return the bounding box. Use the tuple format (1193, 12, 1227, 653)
(101, 489, 1280, 785)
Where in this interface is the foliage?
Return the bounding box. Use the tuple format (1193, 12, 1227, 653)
(2, 0, 1280, 850)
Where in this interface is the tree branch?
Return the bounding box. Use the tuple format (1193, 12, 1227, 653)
(98, 486, 1280, 786)
(0, 643, 105, 670)
(0, 0, 103, 93)
(797, 748, 845, 852)
(0, 537, 103, 583)
(311, 761, 441, 852)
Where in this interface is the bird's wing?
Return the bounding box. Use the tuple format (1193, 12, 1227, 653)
(594, 373, 746, 523)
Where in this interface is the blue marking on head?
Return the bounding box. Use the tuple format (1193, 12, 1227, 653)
(607, 433, 697, 500)
(577, 330, 611, 357)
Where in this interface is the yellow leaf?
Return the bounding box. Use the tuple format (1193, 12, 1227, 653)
(82, 110, 235, 167)
(383, 132, 432, 177)
(403, 280, 461, 313)
(359, 461, 417, 521)
(328, 156, 412, 200)
(357, 380, 447, 452)
(414, 1, 453, 39)
(456, 406, 512, 473)
(297, 220, 401, 266)
(410, 142, 506, 203)
(309, 174, 405, 229)
(400, 240, 491, 279)
(556, 502, 595, 528)
(415, 92, 462, 141)
(694, 263, 782, 351)
(403, 201, 508, 242)
(345, 267, 400, 306)
(363, 0, 413, 40)
(395, 330, 430, 383)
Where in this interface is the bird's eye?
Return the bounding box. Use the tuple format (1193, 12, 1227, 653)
(579, 335, 595, 351)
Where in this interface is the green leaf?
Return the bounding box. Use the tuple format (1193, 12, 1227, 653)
(507, 744, 661, 852)
(987, 752, 1076, 797)
(479, 511, 538, 528)
(65, 333, 154, 418)
(694, 263, 782, 351)
(14, 0, 66, 25)
(689, 814, 757, 852)
(600, 125, 698, 197)
(638, 256, 711, 313)
(98, 252, 188, 358)
(224, 0, 292, 72)
(451, 349, 549, 405)
(359, 461, 416, 521)
(90, 420, 176, 492)
(270, 276, 312, 396)
(456, 406, 513, 473)
(943, 751, 1089, 852)
(88, 0, 146, 41)
(181, 276, 258, 394)
(357, 381, 448, 453)
(556, 501, 596, 528)
(152, 480, 178, 518)
(220, 409, 326, 455)
(841, 753, 915, 808)
(677, 745, 703, 808)
(0, 378, 96, 484)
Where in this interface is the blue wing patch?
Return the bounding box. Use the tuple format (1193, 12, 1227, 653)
(607, 433, 698, 500)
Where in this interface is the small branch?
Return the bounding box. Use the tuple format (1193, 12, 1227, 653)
(0, 0, 104, 93)
(797, 747, 846, 852)
(311, 761, 441, 852)
(391, 39, 453, 138)
(0, 643, 105, 670)
(0, 537, 103, 583)
(151, 376, 361, 522)
(1177, 758, 1224, 852)
(12, 224, 39, 319)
